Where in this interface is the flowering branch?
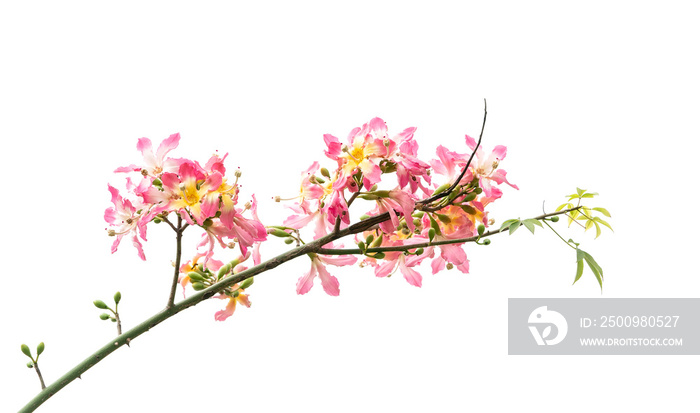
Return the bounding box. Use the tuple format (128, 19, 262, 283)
(20, 109, 612, 412)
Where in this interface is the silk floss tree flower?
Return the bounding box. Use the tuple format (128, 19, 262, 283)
(104, 185, 149, 260)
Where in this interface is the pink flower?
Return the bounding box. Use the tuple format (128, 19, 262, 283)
(464, 134, 519, 198)
(374, 248, 427, 287)
(296, 251, 357, 296)
(214, 285, 252, 321)
(104, 185, 148, 260)
(375, 190, 416, 234)
(115, 133, 183, 177)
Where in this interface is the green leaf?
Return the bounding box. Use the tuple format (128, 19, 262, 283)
(500, 219, 520, 232)
(521, 219, 541, 234)
(584, 219, 594, 231)
(594, 221, 601, 239)
(594, 217, 614, 232)
(581, 192, 598, 198)
(576, 188, 586, 196)
(592, 207, 611, 217)
(580, 250, 604, 291)
(508, 220, 521, 235)
(556, 203, 573, 212)
(573, 259, 584, 285)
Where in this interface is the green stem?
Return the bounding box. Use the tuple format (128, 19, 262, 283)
(18, 211, 392, 412)
(166, 215, 184, 309)
(319, 206, 582, 255)
(33, 363, 46, 390)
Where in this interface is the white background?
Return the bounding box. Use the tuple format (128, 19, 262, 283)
(2, 1, 699, 412)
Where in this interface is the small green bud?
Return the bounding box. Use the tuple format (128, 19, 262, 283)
(313, 176, 325, 184)
(359, 214, 371, 220)
(217, 264, 232, 278)
(240, 277, 254, 290)
(233, 291, 240, 298)
(269, 229, 291, 238)
(369, 233, 383, 248)
(550, 216, 560, 222)
(27, 362, 34, 368)
(413, 218, 421, 227)
(365, 234, 375, 245)
(21, 344, 32, 358)
(436, 214, 451, 224)
(191, 282, 206, 291)
(93, 300, 109, 310)
(475, 187, 483, 194)
(202, 218, 214, 227)
(412, 211, 425, 218)
(188, 272, 207, 282)
(371, 252, 386, 260)
(114, 291, 122, 304)
(358, 241, 366, 252)
(100, 313, 110, 320)
(36, 342, 45, 356)
(373, 190, 391, 198)
(463, 192, 478, 202)
(320, 167, 331, 178)
(432, 183, 451, 196)
(428, 228, 436, 243)
(284, 238, 294, 244)
(483, 238, 491, 245)
(153, 218, 162, 224)
(111, 317, 117, 322)
(461, 205, 477, 215)
(369, 184, 378, 192)
(152, 178, 162, 187)
(415, 248, 424, 255)
(477, 224, 485, 236)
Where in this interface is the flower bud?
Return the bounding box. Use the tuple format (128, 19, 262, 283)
(192, 282, 206, 291)
(359, 214, 370, 220)
(234, 169, 242, 178)
(550, 216, 560, 222)
(365, 234, 375, 245)
(437, 214, 451, 224)
(202, 218, 213, 228)
(153, 218, 162, 224)
(114, 291, 122, 304)
(93, 300, 109, 310)
(100, 313, 110, 320)
(320, 167, 331, 178)
(37, 342, 45, 356)
(446, 263, 454, 270)
(217, 264, 232, 278)
(475, 187, 483, 194)
(240, 277, 254, 290)
(463, 192, 478, 202)
(432, 183, 451, 196)
(483, 239, 491, 245)
(358, 241, 366, 252)
(27, 362, 34, 368)
(477, 224, 485, 235)
(428, 228, 436, 243)
(188, 272, 207, 282)
(415, 248, 424, 255)
(369, 233, 383, 248)
(21, 344, 32, 358)
(269, 229, 291, 238)
(284, 238, 294, 244)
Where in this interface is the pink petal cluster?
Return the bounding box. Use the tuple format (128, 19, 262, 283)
(105, 133, 267, 264)
(280, 119, 518, 294)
